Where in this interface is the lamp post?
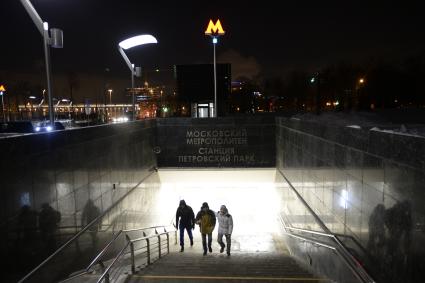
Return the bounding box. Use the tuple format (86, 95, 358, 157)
(212, 36, 218, 117)
(356, 78, 365, 110)
(118, 34, 157, 121)
(28, 95, 37, 119)
(205, 19, 225, 117)
(0, 86, 6, 124)
(108, 89, 113, 104)
(310, 72, 321, 115)
(19, 0, 63, 126)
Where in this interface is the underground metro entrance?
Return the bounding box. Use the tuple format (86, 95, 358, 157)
(132, 168, 290, 254)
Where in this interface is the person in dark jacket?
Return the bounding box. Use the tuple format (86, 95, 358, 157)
(195, 202, 216, 255)
(176, 200, 195, 252)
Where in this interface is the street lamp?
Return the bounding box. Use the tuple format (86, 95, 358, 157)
(356, 78, 366, 110)
(28, 95, 37, 119)
(118, 34, 157, 121)
(107, 89, 113, 104)
(20, 0, 63, 126)
(0, 85, 6, 124)
(310, 72, 321, 115)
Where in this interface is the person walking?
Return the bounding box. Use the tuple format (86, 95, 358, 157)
(175, 200, 195, 252)
(216, 205, 233, 256)
(195, 202, 216, 255)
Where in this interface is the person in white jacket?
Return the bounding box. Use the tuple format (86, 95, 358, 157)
(216, 205, 233, 256)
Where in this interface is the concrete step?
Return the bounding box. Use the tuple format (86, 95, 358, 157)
(125, 250, 330, 283)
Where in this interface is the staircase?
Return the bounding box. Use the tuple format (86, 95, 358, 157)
(126, 246, 329, 283)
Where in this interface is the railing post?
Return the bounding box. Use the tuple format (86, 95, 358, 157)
(144, 232, 151, 265)
(166, 233, 170, 254)
(155, 229, 161, 258)
(126, 235, 136, 274)
(146, 238, 151, 265)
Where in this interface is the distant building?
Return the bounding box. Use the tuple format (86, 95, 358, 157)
(175, 64, 231, 117)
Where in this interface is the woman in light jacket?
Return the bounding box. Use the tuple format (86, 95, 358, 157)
(216, 205, 233, 256)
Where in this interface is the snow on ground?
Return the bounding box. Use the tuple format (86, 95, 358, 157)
(291, 111, 425, 138)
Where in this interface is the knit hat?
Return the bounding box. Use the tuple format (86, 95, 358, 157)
(201, 202, 209, 209)
(179, 200, 186, 206)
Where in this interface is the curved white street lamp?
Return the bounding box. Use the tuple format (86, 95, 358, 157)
(20, 0, 63, 126)
(118, 34, 157, 121)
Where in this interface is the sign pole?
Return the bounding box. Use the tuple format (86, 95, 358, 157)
(205, 19, 225, 118)
(213, 37, 217, 117)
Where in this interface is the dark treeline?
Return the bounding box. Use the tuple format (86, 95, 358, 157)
(230, 54, 425, 114)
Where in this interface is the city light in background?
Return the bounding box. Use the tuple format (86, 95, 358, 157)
(0, 1, 423, 124)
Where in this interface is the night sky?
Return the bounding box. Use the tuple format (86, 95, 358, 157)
(1, 0, 424, 80)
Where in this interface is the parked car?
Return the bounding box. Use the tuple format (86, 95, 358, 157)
(34, 121, 65, 132)
(1, 121, 35, 133)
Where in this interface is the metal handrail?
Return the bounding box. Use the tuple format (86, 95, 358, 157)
(284, 225, 370, 258)
(95, 226, 177, 283)
(283, 231, 337, 250)
(130, 230, 169, 242)
(278, 169, 372, 260)
(97, 239, 131, 283)
(334, 233, 372, 259)
(277, 170, 375, 283)
(284, 225, 371, 266)
(123, 225, 174, 233)
(86, 226, 173, 273)
(278, 169, 331, 234)
(283, 214, 374, 281)
(127, 228, 176, 273)
(86, 230, 123, 271)
(279, 216, 374, 283)
(18, 170, 154, 283)
(283, 230, 369, 282)
(284, 226, 335, 238)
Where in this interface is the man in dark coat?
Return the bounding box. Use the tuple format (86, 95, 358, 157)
(176, 200, 195, 252)
(195, 202, 216, 255)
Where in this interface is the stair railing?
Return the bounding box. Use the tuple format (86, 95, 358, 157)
(94, 225, 177, 283)
(18, 171, 155, 283)
(280, 218, 375, 283)
(278, 170, 375, 283)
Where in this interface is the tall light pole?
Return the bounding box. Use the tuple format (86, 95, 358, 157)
(213, 37, 218, 118)
(118, 34, 157, 121)
(205, 19, 225, 117)
(356, 78, 365, 110)
(20, 0, 63, 126)
(0, 85, 6, 124)
(108, 89, 113, 104)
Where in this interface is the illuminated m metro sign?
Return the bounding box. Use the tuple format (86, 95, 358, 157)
(205, 19, 225, 36)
